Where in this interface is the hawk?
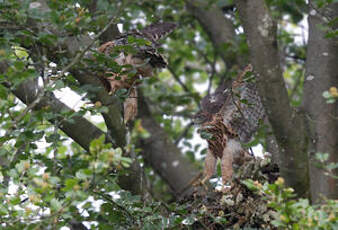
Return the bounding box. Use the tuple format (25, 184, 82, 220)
(98, 22, 176, 123)
(193, 65, 265, 191)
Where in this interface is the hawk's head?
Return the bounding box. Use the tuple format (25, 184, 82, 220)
(192, 110, 213, 125)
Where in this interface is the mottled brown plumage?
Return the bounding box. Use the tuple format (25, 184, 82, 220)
(98, 22, 176, 123)
(194, 65, 265, 190)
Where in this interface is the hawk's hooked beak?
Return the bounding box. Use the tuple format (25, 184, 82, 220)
(191, 116, 200, 126)
(191, 117, 197, 126)
(192, 116, 206, 126)
(192, 111, 212, 126)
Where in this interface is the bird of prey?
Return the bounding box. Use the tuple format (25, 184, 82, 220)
(193, 65, 265, 191)
(98, 22, 176, 123)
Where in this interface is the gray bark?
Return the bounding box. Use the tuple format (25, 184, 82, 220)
(9, 82, 105, 152)
(236, 0, 310, 198)
(70, 69, 127, 148)
(185, 0, 243, 68)
(138, 94, 201, 198)
(304, 2, 338, 201)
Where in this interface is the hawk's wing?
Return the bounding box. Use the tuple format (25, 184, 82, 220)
(140, 22, 177, 43)
(221, 79, 265, 143)
(113, 22, 177, 68)
(197, 65, 265, 142)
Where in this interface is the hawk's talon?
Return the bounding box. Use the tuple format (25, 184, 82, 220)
(221, 182, 232, 193)
(192, 176, 211, 191)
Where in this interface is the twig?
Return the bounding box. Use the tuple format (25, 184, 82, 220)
(1, 199, 73, 224)
(207, 51, 217, 95)
(191, 41, 219, 95)
(14, 89, 43, 123)
(0, 86, 43, 146)
(167, 65, 190, 93)
(174, 122, 194, 145)
(289, 69, 304, 100)
(167, 65, 201, 109)
(52, 0, 129, 81)
(92, 191, 136, 224)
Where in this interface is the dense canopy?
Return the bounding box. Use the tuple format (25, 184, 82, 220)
(0, 0, 337, 229)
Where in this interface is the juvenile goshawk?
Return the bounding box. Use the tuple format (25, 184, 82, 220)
(193, 65, 265, 190)
(98, 22, 176, 123)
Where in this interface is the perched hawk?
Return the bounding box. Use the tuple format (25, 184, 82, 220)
(193, 65, 265, 190)
(98, 22, 176, 123)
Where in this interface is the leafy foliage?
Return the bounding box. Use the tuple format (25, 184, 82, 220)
(0, 0, 337, 229)
(244, 177, 338, 229)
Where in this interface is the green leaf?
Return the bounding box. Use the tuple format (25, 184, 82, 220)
(64, 178, 78, 191)
(0, 85, 8, 98)
(13, 60, 25, 71)
(182, 215, 196, 225)
(89, 134, 106, 153)
(54, 80, 65, 89)
(322, 91, 331, 98)
(50, 198, 62, 211)
(326, 162, 338, 170)
(242, 179, 260, 191)
(0, 204, 8, 215)
(315, 152, 329, 162)
(10, 196, 21, 205)
(121, 157, 132, 168)
(76, 169, 92, 180)
(115, 88, 128, 98)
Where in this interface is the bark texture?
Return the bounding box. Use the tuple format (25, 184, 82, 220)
(304, 2, 338, 201)
(71, 69, 127, 148)
(236, 0, 310, 197)
(185, 0, 242, 67)
(138, 94, 201, 198)
(6, 80, 104, 152)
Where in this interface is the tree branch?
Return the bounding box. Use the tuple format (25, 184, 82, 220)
(7, 80, 108, 152)
(138, 92, 201, 198)
(167, 64, 201, 108)
(303, 1, 338, 201)
(167, 65, 190, 93)
(185, 0, 241, 68)
(236, 0, 310, 197)
(174, 122, 194, 146)
(71, 68, 127, 147)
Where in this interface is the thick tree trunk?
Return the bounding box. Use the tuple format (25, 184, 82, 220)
(236, 0, 310, 198)
(70, 69, 127, 148)
(303, 2, 338, 202)
(138, 94, 201, 198)
(186, 0, 243, 68)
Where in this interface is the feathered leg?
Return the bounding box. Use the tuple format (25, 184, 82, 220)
(124, 87, 138, 124)
(201, 149, 217, 186)
(221, 139, 241, 192)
